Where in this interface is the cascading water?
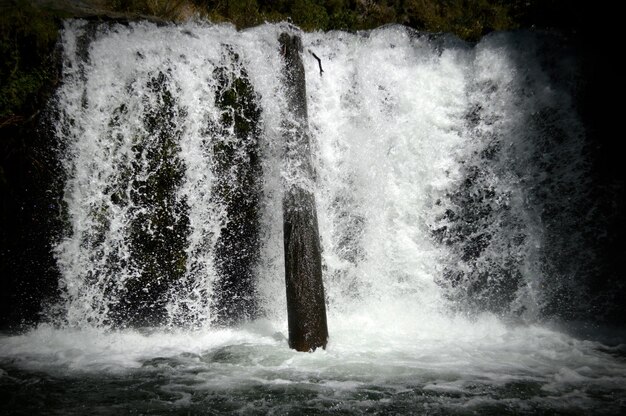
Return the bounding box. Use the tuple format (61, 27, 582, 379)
(1, 20, 624, 415)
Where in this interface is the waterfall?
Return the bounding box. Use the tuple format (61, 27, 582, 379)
(52, 20, 286, 328)
(51, 21, 588, 329)
(3, 20, 625, 416)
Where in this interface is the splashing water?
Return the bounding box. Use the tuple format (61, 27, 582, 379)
(1, 21, 624, 415)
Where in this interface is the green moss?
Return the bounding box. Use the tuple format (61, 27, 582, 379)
(98, 71, 191, 327)
(209, 47, 262, 324)
(125, 71, 189, 326)
(290, 0, 329, 31)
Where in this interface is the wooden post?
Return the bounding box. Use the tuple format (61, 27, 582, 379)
(279, 32, 328, 352)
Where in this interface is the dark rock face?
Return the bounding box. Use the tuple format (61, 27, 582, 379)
(279, 32, 328, 352)
(0, 106, 63, 331)
(0, 24, 63, 330)
(108, 70, 190, 327)
(209, 47, 262, 325)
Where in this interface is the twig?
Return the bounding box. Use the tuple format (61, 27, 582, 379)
(308, 49, 323, 77)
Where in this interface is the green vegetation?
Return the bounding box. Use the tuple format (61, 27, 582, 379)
(0, 0, 60, 123)
(190, 0, 516, 36)
(104, 1, 584, 39)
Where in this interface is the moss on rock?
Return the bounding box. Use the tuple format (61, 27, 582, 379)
(107, 71, 190, 327)
(209, 47, 262, 325)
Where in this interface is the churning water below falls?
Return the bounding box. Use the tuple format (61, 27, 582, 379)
(1, 21, 625, 415)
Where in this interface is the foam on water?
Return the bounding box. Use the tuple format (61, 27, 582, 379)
(1, 315, 625, 413)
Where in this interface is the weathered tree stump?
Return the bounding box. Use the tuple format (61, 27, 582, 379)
(279, 32, 328, 352)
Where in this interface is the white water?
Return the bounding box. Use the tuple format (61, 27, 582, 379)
(1, 21, 624, 414)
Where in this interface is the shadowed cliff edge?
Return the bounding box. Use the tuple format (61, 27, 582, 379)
(279, 32, 328, 352)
